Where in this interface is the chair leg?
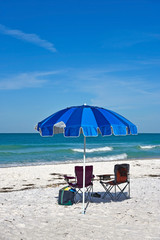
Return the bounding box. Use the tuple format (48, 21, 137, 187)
(88, 185, 93, 202)
(116, 182, 129, 200)
(101, 182, 114, 200)
(100, 181, 130, 201)
(74, 186, 93, 203)
(74, 189, 83, 203)
(85, 186, 93, 202)
(128, 181, 130, 198)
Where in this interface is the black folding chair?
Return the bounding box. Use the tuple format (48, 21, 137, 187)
(99, 164, 130, 201)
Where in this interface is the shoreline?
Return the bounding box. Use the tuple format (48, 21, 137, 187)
(1, 156, 160, 169)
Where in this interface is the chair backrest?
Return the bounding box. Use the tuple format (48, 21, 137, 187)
(75, 166, 93, 188)
(114, 164, 129, 183)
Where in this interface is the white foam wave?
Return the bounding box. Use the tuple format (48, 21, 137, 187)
(72, 146, 113, 153)
(140, 145, 160, 149)
(87, 153, 128, 162)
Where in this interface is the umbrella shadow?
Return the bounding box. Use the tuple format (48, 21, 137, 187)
(75, 191, 130, 204)
(82, 191, 131, 213)
(55, 191, 130, 214)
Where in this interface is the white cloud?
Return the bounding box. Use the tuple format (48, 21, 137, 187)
(102, 31, 160, 49)
(0, 71, 59, 90)
(1, 66, 160, 115)
(134, 58, 160, 66)
(0, 24, 56, 52)
(64, 67, 160, 111)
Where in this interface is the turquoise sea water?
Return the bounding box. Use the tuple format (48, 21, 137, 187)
(0, 133, 160, 167)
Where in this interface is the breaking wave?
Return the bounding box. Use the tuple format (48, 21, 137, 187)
(140, 145, 160, 150)
(87, 153, 128, 162)
(72, 146, 113, 153)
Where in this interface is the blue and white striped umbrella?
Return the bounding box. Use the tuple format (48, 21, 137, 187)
(36, 105, 137, 213)
(36, 104, 137, 137)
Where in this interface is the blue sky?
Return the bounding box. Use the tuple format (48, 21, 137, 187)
(0, 0, 160, 133)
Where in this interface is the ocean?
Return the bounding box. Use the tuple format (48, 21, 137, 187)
(0, 133, 160, 167)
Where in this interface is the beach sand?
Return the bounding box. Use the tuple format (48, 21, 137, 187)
(0, 159, 160, 240)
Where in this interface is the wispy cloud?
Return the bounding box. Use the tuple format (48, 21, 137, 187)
(1, 65, 160, 115)
(0, 71, 60, 90)
(134, 58, 160, 66)
(64, 67, 160, 110)
(0, 24, 56, 52)
(102, 31, 160, 49)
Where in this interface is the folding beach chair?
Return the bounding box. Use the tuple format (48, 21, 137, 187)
(100, 164, 130, 201)
(64, 166, 94, 203)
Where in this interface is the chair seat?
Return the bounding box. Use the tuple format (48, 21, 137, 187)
(108, 180, 129, 185)
(69, 182, 93, 188)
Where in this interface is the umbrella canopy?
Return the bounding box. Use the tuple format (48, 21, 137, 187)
(36, 105, 137, 213)
(36, 105, 137, 137)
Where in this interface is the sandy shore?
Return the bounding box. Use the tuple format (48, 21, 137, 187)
(0, 159, 160, 240)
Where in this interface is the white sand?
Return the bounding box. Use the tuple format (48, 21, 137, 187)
(0, 159, 160, 240)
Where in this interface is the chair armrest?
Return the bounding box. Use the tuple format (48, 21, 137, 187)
(64, 175, 76, 183)
(97, 174, 113, 181)
(64, 175, 75, 180)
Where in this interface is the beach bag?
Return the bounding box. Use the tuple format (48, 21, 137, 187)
(58, 186, 75, 205)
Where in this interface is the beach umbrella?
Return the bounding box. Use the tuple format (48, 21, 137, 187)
(35, 104, 137, 213)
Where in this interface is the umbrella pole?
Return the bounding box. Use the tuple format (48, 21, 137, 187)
(82, 136, 86, 214)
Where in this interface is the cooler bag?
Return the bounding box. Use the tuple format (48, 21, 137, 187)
(58, 186, 75, 205)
